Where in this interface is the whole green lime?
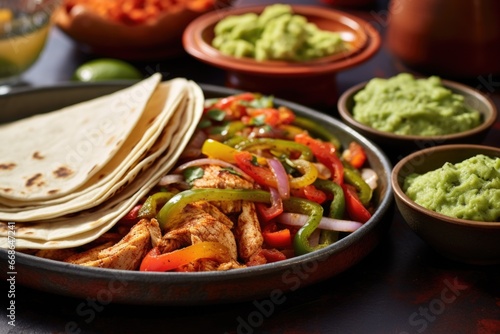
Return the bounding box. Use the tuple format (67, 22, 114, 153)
(73, 58, 142, 82)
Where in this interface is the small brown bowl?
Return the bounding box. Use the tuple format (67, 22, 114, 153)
(182, 5, 381, 108)
(54, 0, 233, 60)
(338, 77, 497, 161)
(391, 144, 500, 265)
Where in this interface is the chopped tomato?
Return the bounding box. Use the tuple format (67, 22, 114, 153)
(209, 92, 255, 120)
(277, 106, 296, 124)
(342, 141, 367, 169)
(245, 108, 281, 126)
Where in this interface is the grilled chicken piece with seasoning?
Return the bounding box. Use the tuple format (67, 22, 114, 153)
(235, 200, 264, 262)
(157, 201, 243, 271)
(157, 164, 265, 269)
(191, 165, 255, 214)
(64, 218, 161, 270)
(191, 165, 264, 262)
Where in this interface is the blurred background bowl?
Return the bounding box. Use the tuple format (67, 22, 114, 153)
(182, 4, 381, 108)
(53, 0, 233, 61)
(386, 0, 500, 78)
(391, 144, 500, 265)
(0, 0, 59, 86)
(337, 77, 497, 162)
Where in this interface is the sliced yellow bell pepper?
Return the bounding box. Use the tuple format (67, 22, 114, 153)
(289, 159, 318, 189)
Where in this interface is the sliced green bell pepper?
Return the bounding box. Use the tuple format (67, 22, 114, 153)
(156, 189, 271, 231)
(284, 197, 325, 256)
(313, 178, 345, 244)
(138, 191, 176, 219)
(343, 168, 372, 206)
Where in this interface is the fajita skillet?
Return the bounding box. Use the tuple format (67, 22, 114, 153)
(0, 82, 393, 305)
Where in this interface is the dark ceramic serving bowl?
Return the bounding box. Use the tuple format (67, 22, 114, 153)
(392, 144, 500, 265)
(183, 4, 381, 108)
(338, 78, 497, 161)
(0, 82, 393, 305)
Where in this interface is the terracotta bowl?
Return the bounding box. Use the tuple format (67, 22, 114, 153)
(386, 0, 500, 78)
(182, 5, 381, 108)
(337, 77, 497, 162)
(392, 144, 500, 265)
(53, 0, 233, 60)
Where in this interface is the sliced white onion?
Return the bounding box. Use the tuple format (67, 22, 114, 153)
(268, 158, 290, 199)
(158, 174, 185, 186)
(313, 162, 331, 180)
(308, 228, 321, 247)
(278, 213, 364, 232)
(172, 158, 254, 182)
(361, 168, 378, 190)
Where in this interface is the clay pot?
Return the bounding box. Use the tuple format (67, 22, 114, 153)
(386, 0, 500, 78)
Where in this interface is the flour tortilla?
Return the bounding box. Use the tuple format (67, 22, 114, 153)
(0, 73, 161, 201)
(0, 77, 187, 209)
(0, 80, 204, 249)
(0, 78, 189, 220)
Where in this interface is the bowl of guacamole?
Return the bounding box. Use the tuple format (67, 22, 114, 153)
(182, 4, 381, 108)
(392, 144, 500, 265)
(338, 73, 497, 161)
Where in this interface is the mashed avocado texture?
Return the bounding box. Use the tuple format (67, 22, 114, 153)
(212, 4, 348, 61)
(404, 154, 500, 222)
(352, 73, 482, 136)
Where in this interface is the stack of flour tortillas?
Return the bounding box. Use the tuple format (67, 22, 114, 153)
(0, 73, 204, 249)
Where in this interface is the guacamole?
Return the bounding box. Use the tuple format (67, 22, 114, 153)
(404, 154, 500, 222)
(212, 4, 348, 61)
(352, 73, 482, 136)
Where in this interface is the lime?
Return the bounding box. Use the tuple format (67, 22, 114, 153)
(73, 58, 142, 82)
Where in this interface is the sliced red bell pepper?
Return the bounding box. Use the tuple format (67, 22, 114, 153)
(233, 151, 277, 188)
(290, 184, 327, 204)
(342, 184, 372, 224)
(120, 204, 142, 225)
(294, 133, 344, 185)
(139, 242, 231, 272)
(208, 92, 256, 120)
(262, 228, 292, 248)
(211, 92, 255, 110)
(256, 188, 283, 221)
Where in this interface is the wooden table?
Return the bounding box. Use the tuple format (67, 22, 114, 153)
(2, 1, 500, 333)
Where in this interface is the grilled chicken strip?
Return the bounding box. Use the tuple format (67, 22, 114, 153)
(235, 201, 264, 261)
(64, 218, 161, 270)
(158, 202, 238, 260)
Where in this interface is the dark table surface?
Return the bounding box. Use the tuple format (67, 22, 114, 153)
(2, 1, 500, 333)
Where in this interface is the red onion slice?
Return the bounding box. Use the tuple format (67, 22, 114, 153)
(268, 158, 290, 199)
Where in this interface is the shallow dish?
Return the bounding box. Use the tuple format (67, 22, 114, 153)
(182, 5, 381, 108)
(338, 78, 497, 161)
(392, 144, 500, 265)
(0, 82, 393, 305)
